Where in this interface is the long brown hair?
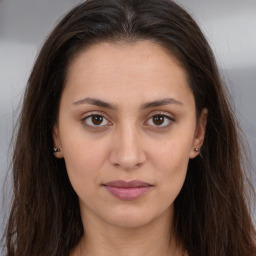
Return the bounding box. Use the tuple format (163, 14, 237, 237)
(2, 0, 256, 255)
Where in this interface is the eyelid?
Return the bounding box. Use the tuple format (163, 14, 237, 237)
(144, 111, 175, 128)
(81, 111, 112, 128)
(80, 110, 174, 130)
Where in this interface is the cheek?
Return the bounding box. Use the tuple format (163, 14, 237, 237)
(155, 152, 188, 208)
(59, 115, 109, 169)
(149, 132, 193, 199)
(156, 146, 189, 186)
(60, 131, 110, 194)
(150, 131, 192, 171)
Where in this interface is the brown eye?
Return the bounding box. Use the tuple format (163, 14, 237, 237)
(91, 115, 104, 125)
(83, 114, 111, 127)
(152, 115, 165, 125)
(145, 114, 173, 128)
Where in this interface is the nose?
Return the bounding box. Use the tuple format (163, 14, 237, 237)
(109, 124, 146, 170)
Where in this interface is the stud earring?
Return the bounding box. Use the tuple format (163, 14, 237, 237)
(53, 147, 60, 153)
(194, 147, 202, 158)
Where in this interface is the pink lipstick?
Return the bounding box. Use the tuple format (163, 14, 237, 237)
(104, 180, 152, 200)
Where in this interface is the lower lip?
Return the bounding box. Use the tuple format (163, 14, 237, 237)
(104, 186, 152, 200)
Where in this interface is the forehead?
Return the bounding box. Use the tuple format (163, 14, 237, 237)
(63, 40, 194, 108)
(67, 40, 185, 82)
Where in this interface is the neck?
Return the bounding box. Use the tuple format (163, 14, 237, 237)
(71, 207, 184, 256)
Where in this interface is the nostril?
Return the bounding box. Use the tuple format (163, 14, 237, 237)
(112, 162, 143, 170)
(108, 132, 146, 169)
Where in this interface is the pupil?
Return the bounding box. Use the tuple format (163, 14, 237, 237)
(153, 115, 164, 125)
(92, 115, 103, 125)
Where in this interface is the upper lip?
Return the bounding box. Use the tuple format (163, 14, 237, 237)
(104, 180, 152, 188)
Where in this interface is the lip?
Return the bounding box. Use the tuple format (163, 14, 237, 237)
(103, 180, 153, 200)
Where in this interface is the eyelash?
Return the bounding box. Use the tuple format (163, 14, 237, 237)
(81, 112, 174, 130)
(81, 113, 112, 129)
(144, 112, 174, 129)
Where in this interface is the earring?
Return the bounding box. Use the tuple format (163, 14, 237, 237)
(53, 147, 60, 153)
(194, 148, 202, 158)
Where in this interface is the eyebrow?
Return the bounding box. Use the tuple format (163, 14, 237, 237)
(73, 97, 117, 109)
(140, 98, 183, 109)
(72, 97, 183, 109)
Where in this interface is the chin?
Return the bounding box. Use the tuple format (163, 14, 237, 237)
(102, 205, 171, 229)
(107, 214, 154, 229)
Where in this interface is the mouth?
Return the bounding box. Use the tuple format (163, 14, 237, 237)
(103, 180, 153, 200)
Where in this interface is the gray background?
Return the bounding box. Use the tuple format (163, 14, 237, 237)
(1, 0, 256, 238)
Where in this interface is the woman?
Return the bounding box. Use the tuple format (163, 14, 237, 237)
(2, 0, 256, 255)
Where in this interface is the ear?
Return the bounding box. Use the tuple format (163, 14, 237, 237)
(189, 108, 208, 159)
(52, 124, 64, 158)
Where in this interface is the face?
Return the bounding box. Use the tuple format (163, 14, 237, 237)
(53, 41, 207, 229)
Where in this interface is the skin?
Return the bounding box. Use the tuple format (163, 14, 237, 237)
(53, 40, 207, 256)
